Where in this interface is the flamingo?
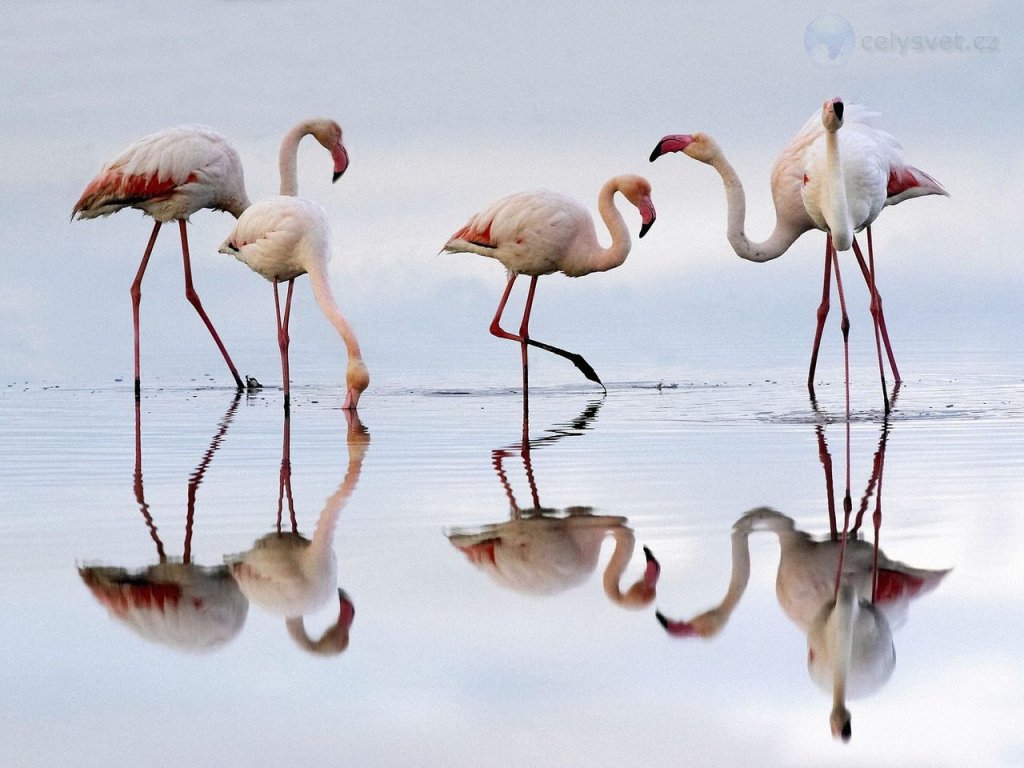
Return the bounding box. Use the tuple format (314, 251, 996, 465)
(72, 119, 349, 397)
(442, 175, 657, 392)
(219, 196, 368, 411)
(650, 98, 946, 413)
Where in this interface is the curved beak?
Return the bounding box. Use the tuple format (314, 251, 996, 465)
(342, 386, 361, 411)
(332, 144, 350, 182)
(655, 611, 700, 637)
(649, 134, 695, 162)
(638, 197, 657, 238)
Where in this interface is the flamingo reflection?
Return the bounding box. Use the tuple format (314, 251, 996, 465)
(226, 410, 368, 655)
(79, 396, 248, 652)
(656, 419, 949, 741)
(447, 397, 660, 608)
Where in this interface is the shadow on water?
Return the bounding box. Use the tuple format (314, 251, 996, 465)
(446, 391, 660, 610)
(654, 413, 952, 742)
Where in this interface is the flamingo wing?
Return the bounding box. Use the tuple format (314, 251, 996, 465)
(885, 165, 948, 205)
(219, 195, 326, 282)
(443, 189, 586, 275)
(73, 126, 246, 221)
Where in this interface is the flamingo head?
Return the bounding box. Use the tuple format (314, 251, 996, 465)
(831, 706, 853, 743)
(617, 174, 657, 238)
(310, 119, 350, 181)
(343, 357, 370, 411)
(822, 97, 845, 132)
(649, 133, 722, 166)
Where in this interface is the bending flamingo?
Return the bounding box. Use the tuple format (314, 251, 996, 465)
(72, 119, 349, 397)
(650, 98, 945, 412)
(219, 196, 368, 411)
(443, 175, 656, 392)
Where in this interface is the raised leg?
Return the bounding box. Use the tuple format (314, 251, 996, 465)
(808, 235, 834, 394)
(130, 220, 162, 399)
(179, 221, 244, 391)
(489, 273, 605, 391)
(274, 279, 296, 413)
(831, 243, 852, 423)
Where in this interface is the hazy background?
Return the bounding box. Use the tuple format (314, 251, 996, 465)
(2, 0, 1020, 390)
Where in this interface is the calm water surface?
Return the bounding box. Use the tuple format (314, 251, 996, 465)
(2, 362, 1023, 767)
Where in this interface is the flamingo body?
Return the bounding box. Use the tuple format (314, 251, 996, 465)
(73, 126, 251, 222)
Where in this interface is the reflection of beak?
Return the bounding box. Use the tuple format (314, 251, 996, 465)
(284, 589, 355, 656)
(643, 546, 661, 591)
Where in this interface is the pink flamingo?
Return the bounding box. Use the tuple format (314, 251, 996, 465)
(219, 196, 369, 411)
(650, 98, 946, 413)
(72, 119, 349, 397)
(442, 175, 657, 392)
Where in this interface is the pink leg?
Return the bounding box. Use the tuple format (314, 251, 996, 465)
(831, 242, 852, 423)
(130, 220, 162, 399)
(274, 279, 295, 412)
(807, 235, 833, 393)
(518, 276, 539, 395)
(179, 221, 244, 391)
(867, 228, 900, 384)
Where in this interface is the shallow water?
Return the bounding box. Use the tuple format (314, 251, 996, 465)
(2, 362, 1023, 767)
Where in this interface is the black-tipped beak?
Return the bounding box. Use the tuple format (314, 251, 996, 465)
(332, 170, 343, 183)
(639, 219, 654, 238)
(649, 134, 694, 162)
(834, 100, 844, 122)
(638, 199, 656, 238)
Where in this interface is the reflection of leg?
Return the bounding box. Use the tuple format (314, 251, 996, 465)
(179, 221, 243, 390)
(816, 425, 838, 540)
(808, 235, 833, 393)
(130, 221, 162, 399)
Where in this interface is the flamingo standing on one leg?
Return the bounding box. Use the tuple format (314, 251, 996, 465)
(442, 175, 657, 393)
(650, 98, 946, 413)
(219, 196, 368, 411)
(72, 119, 349, 397)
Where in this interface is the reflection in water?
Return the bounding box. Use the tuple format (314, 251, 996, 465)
(79, 396, 249, 653)
(656, 418, 950, 741)
(447, 396, 660, 608)
(226, 411, 368, 656)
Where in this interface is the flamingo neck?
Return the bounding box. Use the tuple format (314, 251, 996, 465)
(711, 154, 803, 263)
(584, 177, 632, 274)
(823, 131, 853, 251)
(307, 263, 365, 374)
(278, 121, 315, 196)
(602, 527, 639, 604)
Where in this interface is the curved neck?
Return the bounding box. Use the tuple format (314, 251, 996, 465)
(712, 155, 803, 263)
(307, 263, 363, 366)
(278, 122, 313, 196)
(587, 178, 632, 274)
(601, 528, 657, 608)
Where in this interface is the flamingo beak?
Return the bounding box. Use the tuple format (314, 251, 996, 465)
(643, 546, 661, 590)
(332, 144, 350, 182)
(649, 134, 695, 162)
(655, 611, 700, 637)
(342, 386, 361, 411)
(338, 589, 356, 631)
(638, 197, 656, 238)
(831, 97, 844, 122)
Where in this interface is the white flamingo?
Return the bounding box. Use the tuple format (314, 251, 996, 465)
(650, 98, 946, 412)
(443, 175, 657, 391)
(219, 196, 368, 410)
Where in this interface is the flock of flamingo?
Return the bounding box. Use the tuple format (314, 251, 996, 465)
(73, 98, 946, 416)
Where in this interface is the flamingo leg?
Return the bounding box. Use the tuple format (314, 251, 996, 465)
(178, 221, 244, 392)
(518, 276, 539, 395)
(807, 235, 833, 394)
(851, 235, 892, 413)
(488, 273, 605, 391)
(816, 424, 838, 540)
(274, 279, 296, 413)
(867, 228, 901, 384)
(130, 220, 162, 400)
(831, 241, 852, 423)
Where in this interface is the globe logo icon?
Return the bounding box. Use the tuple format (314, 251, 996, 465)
(804, 14, 855, 67)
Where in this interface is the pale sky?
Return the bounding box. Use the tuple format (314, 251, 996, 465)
(1, 0, 1020, 386)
